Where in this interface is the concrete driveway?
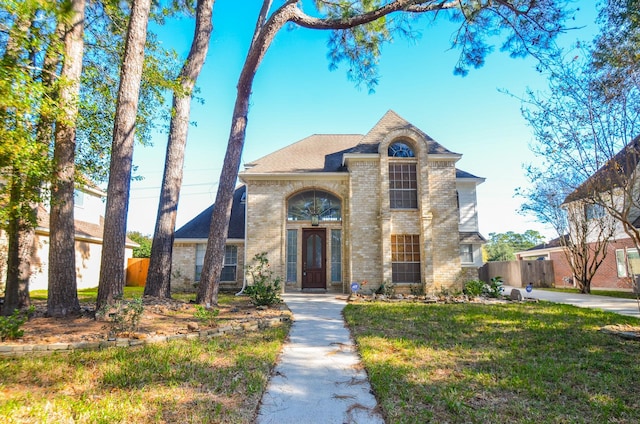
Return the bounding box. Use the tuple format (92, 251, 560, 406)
(504, 286, 640, 318)
(256, 292, 384, 424)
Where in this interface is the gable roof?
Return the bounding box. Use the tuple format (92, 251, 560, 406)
(352, 110, 457, 155)
(174, 186, 246, 240)
(35, 205, 138, 247)
(242, 110, 461, 175)
(243, 134, 361, 173)
(564, 135, 640, 204)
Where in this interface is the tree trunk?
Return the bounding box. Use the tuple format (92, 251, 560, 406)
(1, 13, 34, 315)
(97, 0, 151, 310)
(3, 173, 31, 315)
(145, 0, 215, 298)
(48, 0, 86, 317)
(196, 2, 292, 306)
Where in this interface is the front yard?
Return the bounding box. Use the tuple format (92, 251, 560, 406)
(0, 292, 290, 423)
(344, 300, 640, 423)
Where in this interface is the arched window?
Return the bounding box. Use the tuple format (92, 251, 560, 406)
(288, 190, 341, 223)
(388, 141, 415, 158)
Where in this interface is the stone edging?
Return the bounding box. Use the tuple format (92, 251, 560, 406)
(0, 315, 292, 357)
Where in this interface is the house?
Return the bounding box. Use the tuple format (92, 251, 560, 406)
(3, 185, 139, 291)
(516, 137, 640, 291)
(172, 110, 486, 294)
(516, 237, 637, 290)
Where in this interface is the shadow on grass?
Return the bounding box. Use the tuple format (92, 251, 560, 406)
(345, 302, 640, 424)
(0, 326, 288, 423)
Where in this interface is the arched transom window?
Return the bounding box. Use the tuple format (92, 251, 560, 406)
(288, 190, 341, 223)
(388, 141, 415, 158)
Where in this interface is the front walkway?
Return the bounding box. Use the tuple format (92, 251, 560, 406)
(255, 293, 384, 424)
(504, 286, 640, 318)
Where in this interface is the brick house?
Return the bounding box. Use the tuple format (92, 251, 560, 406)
(516, 136, 640, 291)
(171, 110, 486, 294)
(516, 237, 637, 290)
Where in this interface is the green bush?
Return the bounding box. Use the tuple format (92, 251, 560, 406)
(463, 277, 504, 298)
(463, 280, 485, 297)
(375, 280, 396, 297)
(486, 276, 504, 298)
(194, 304, 219, 326)
(245, 252, 282, 307)
(0, 306, 35, 341)
(98, 297, 145, 334)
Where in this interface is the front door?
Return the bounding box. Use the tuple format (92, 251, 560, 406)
(302, 228, 326, 289)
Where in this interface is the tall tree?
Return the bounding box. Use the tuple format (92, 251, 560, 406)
(196, 0, 571, 306)
(0, 1, 61, 314)
(47, 0, 86, 317)
(518, 0, 639, 292)
(145, 0, 215, 298)
(97, 0, 152, 310)
(484, 230, 545, 261)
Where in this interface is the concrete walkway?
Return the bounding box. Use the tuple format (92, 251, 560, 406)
(504, 286, 640, 318)
(256, 292, 384, 424)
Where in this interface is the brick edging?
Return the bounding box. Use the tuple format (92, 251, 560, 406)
(0, 315, 292, 357)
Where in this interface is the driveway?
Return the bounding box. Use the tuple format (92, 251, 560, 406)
(504, 286, 640, 318)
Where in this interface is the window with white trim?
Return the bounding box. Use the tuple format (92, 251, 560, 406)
(460, 244, 473, 263)
(195, 244, 237, 282)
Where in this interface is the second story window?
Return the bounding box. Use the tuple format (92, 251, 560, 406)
(389, 163, 417, 209)
(584, 203, 605, 220)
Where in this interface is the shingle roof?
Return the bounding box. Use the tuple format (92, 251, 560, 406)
(242, 110, 460, 175)
(352, 110, 457, 155)
(564, 135, 640, 204)
(174, 186, 246, 239)
(36, 205, 137, 246)
(243, 134, 361, 173)
(459, 232, 486, 243)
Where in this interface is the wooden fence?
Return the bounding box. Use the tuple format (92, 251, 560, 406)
(479, 260, 554, 288)
(126, 258, 150, 287)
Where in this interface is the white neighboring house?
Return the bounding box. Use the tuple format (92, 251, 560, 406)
(25, 185, 138, 290)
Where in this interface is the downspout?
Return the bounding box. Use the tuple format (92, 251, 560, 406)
(236, 186, 248, 296)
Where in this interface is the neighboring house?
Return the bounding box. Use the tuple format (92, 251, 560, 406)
(6, 185, 138, 291)
(172, 110, 486, 293)
(516, 137, 640, 291)
(516, 236, 637, 291)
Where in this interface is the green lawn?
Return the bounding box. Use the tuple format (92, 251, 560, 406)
(0, 292, 289, 423)
(344, 301, 640, 424)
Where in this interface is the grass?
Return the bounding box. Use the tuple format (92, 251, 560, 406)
(542, 287, 639, 300)
(28, 287, 220, 304)
(0, 318, 289, 423)
(344, 300, 640, 423)
(1, 290, 289, 422)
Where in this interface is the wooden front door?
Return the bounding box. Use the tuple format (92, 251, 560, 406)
(302, 228, 326, 289)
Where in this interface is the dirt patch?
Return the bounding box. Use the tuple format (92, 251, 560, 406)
(2, 295, 290, 345)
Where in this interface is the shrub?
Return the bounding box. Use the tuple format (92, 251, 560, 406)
(375, 280, 396, 297)
(194, 304, 219, 326)
(463, 280, 485, 298)
(486, 276, 504, 298)
(245, 252, 282, 307)
(0, 306, 34, 341)
(463, 277, 504, 298)
(98, 297, 145, 334)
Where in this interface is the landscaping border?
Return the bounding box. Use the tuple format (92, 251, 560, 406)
(0, 315, 291, 357)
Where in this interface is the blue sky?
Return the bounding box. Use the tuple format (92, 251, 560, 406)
(127, 1, 599, 240)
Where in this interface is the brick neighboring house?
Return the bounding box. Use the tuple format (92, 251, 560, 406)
(515, 237, 637, 290)
(516, 137, 640, 291)
(172, 110, 486, 294)
(1, 185, 138, 291)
